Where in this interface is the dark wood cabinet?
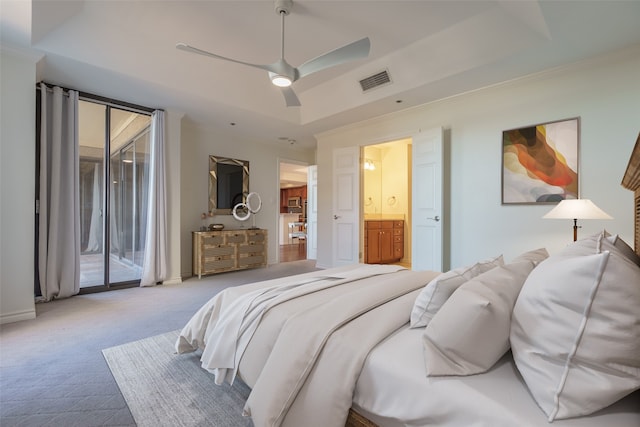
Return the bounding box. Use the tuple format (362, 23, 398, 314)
(364, 220, 404, 264)
(280, 186, 307, 213)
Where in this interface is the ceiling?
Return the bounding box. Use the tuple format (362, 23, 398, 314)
(2, 1, 640, 150)
(280, 161, 308, 188)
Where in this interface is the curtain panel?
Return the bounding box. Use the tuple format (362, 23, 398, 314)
(37, 83, 81, 301)
(140, 110, 168, 287)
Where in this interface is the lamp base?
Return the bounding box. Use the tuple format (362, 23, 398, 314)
(573, 218, 580, 242)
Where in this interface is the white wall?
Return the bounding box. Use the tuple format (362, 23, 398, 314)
(179, 121, 315, 277)
(0, 48, 39, 324)
(316, 47, 640, 270)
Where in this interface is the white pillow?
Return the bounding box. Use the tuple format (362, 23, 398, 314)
(510, 247, 549, 265)
(510, 239, 640, 421)
(607, 234, 640, 267)
(422, 260, 536, 376)
(557, 231, 604, 257)
(409, 255, 503, 328)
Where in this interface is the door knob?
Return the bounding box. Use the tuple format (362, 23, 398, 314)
(427, 215, 440, 222)
(333, 215, 341, 220)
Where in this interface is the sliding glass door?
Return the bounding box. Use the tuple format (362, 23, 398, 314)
(78, 100, 151, 289)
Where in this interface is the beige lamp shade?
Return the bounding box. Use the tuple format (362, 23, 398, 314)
(543, 199, 612, 220)
(543, 199, 612, 241)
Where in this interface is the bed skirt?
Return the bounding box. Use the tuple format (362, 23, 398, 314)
(346, 409, 378, 427)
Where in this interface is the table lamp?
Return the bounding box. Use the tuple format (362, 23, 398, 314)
(543, 199, 612, 241)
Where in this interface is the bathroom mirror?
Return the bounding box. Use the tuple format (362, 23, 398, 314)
(209, 155, 249, 215)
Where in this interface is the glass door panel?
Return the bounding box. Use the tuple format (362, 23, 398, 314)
(78, 100, 151, 289)
(79, 101, 106, 288)
(108, 108, 151, 284)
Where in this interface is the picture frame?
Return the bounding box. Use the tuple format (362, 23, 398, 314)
(501, 117, 579, 205)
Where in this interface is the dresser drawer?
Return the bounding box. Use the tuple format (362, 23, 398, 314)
(247, 232, 266, 243)
(239, 243, 265, 254)
(203, 258, 235, 272)
(202, 234, 224, 246)
(202, 245, 235, 258)
(238, 254, 265, 267)
(226, 233, 246, 244)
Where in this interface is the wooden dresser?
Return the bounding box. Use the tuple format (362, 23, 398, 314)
(192, 229, 267, 278)
(364, 220, 404, 264)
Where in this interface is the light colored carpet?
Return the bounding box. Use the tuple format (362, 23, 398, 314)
(103, 330, 252, 427)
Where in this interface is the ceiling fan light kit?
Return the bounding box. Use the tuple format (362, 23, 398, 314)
(176, 0, 370, 107)
(271, 75, 292, 87)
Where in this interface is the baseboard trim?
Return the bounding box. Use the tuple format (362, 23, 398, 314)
(0, 308, 36, 325)
(162, 277, 183, 286)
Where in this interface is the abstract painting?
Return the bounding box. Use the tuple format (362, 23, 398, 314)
(502, 117, 579, 204)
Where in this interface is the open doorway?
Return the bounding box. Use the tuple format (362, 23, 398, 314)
(361, 138, 412, 268)
(279, 161, 308, 262)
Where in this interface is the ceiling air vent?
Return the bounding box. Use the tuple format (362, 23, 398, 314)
(359, 70, 392, 92)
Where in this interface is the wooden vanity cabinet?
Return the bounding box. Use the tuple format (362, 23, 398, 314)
(193, 229, 267, 278)
(364, 220, 404, 264)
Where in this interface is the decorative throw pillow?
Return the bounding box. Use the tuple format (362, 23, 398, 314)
(510, 247, 549, 265)
(556, 231, 605, 257)
(510, 238, 640, 421)
(607, 234, 640, 267)
(409, 255, 503, 328)
(422, 260, 536, 376)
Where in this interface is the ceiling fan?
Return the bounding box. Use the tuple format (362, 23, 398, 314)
(176, 0, 370, 107)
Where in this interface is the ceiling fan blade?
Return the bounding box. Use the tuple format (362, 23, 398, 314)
(176, 42, 277, 73)
(281, 87, 301, 107)
(296, 37, 370, 79)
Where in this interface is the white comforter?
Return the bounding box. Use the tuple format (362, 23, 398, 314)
(177, 264, 438, 427)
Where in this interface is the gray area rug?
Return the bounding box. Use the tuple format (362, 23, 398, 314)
(103, 330, 252, 427)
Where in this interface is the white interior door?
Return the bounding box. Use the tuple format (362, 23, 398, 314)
(332, 147, 359, 266)
(306, 165, 318, 260)
(412, 127, 443, 271)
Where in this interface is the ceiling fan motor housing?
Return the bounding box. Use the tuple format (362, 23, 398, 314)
(275, 0, 292, 15)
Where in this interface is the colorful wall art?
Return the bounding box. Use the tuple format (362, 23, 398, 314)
(502, 117, 579, 204)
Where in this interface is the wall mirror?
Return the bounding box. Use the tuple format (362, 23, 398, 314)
(209, 155, 249, 215)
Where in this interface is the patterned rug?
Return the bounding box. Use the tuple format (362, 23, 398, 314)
(103, 330, 252, 427)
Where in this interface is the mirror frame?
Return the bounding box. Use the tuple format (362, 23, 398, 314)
(209, 155, 250, 215)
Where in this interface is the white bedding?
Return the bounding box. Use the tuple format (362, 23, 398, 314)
(177, 263, 405, 384)
(353, 326, 640, 427)
(177, 264, 438, 426)
(177, 261, 639, 426)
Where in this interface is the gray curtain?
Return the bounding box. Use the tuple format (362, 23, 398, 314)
(85, 163, 102, 252)
(38, 84, 80, 301)
(140, 110, 167, 287)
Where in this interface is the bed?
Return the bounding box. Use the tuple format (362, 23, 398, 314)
(177, 133, 640, 427)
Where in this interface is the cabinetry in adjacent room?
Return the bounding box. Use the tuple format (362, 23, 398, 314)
(192, 229, 267, 278)
(364, 220, 404, 264)
(280, 185, 307, 213)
